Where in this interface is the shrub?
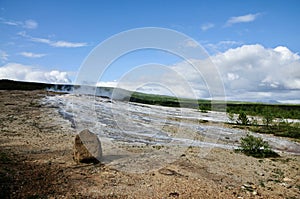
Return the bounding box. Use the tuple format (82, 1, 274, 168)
(262, 108, 274, 127)
(227, 112, 235, 123)
(236, 134, 279, 158)
(237, 112, 249, 125)
(250, 117, 258, 126)
(277, 117, 291, 128)
(199, 104, 208, 113)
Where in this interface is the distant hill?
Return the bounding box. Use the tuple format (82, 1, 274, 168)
(1, 79, 299, 119)
(0, 79, 73, 91)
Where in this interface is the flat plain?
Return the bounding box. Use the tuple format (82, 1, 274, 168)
(0, 90, 299, 198)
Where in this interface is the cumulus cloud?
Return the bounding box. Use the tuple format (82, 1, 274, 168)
(227, 73, 239, 81)
(108, 44, 300, 103)
(80, 44, 300, 103)
(0, 18, 38, 29)
(0, 63, 71, 84)
(96, 62, 217, 100)
(201, 23, 214, 31)
(225, 13, 260, 26)
(212, 44, 300, 91)
(197, 44, 299, 102)
(205, 40, 243, 53)
(18, 31, 88, 48)
(19, 52, 46, 58)
(151, 44, 299, 102)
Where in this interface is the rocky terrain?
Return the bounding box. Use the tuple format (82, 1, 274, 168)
(0, 90, 299, 198)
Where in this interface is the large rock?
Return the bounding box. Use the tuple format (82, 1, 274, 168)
(73, 129, 102, 164)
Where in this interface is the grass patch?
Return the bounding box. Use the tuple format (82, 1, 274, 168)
(250, 125, 300, 140)
(235, 134, 279, 158)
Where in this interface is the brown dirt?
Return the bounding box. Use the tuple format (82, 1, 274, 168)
(0, 90, 299, 198)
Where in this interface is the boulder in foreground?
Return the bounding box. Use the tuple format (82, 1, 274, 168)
(73, 129, 102, 164)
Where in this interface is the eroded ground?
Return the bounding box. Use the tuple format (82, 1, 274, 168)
(0, 90, 299, 198)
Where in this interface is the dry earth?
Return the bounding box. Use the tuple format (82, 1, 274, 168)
(0, 90, 299, 198)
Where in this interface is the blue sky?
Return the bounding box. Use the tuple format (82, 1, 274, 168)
(1, 0, 300, 103)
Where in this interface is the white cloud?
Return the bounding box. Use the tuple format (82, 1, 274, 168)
(73, 44, 300, 103)
(135, 83, 177, 96)
(23, 19, 38, 29)
(0, 50, 8, 63)
(18, 31, 88, 48)
(96, 81, 118, 88)
(201, 23, 214, 31)
(278, 99, 300, 104)
(211, 44, 300, 101)
(51, 41, 88, 48)
(273, 46, 300, 61)
(227, 73, 239, 81)
(205, 40, 243, 53)
(2, 20, 19, 26)
(0, 63, 71, 84)
(30, 37, 51, 44)
(0, 18, 38, 29)
(17, 31, 27, 37)
(225, 13, 260, 26)
(19, 52, 46, 58)
(117, 44, 300, 103)
(183, 39, 199, 48)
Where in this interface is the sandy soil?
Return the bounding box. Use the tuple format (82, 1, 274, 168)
(0, 90, 299, 199)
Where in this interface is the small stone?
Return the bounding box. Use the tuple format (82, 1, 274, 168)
(283, 177, 292, 182)
(280, 182, 288, 187)
(242, 183, 256, 192)
(73, 129, 102, 164)
(158, 168, 177, 176)
(169, 192, 179, 197)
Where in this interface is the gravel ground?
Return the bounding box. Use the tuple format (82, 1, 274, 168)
(0, 90, 299, 198)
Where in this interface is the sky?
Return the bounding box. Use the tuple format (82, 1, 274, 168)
(0, 0, 300, 103)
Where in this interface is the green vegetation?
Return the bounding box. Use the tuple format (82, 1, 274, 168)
(226, 103, 300, 120)
(130, 92, 181, 107)
(228, 112, 235, 123)
(251, 123, 300, 140)
(262, 108, 274, 127)
(130, 91, 300, 120)
(1, 79, 299, 140)
(236, 134, 279, 158)
(127, 89, 300, 140)
(0, 79, 73, 91)
(2, 80, 299, 119)
(227, 105, 300, 140)
(199, 104, 209, 113)
(237, 112, 250, 125)
(228, 110, 300, 140)
(129, 91, 213, 110)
